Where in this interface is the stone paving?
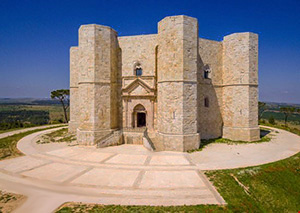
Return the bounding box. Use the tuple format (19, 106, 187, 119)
(0, 126, 299, 212)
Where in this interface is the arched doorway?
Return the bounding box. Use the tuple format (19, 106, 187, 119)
(133, 104, 146, 128)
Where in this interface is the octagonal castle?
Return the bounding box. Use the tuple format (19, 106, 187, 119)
(69, 15, 259, 152)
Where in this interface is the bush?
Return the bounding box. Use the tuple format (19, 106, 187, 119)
(268, 116, 276, 125)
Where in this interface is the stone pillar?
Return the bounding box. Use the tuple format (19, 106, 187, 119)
(69, 47, 79, 133)
(222, 32, 260, 141)
(76, 24, 120, 145)
(157, 15, 200, 151)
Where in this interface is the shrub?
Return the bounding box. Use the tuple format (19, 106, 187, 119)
(268, 116, 276, 125)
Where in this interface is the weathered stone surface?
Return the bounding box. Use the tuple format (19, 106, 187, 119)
(157, 15, 200, 151)
(222, 32, 259, 141)
(69, 15, 260, 150)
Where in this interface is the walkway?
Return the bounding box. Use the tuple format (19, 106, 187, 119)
(191, 126, 300, 169)
(0, 124, 65, 139)
(0, 126, 299, 212)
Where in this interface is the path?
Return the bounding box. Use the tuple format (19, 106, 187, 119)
(0, 124, 66, 139)
(0, 126, 299, 212)
(190, 126, 300, 169)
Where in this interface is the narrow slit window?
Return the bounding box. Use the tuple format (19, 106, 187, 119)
(204, 97, 209, 107)
(204, 64, 211, 79)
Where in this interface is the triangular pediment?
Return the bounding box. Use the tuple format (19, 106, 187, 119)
(130, 84, 149, 95)
(123, 78, 153, 94)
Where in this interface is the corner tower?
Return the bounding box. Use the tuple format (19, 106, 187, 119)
(75, 24, 120, 145)
(157, 15, 200, 151)
(222, 32, 260, 141)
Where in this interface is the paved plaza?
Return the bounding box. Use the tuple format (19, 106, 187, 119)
(0, 126, 299, 212)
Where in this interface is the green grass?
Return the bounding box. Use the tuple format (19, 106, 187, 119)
(188, 128, 272, 153)
(0, 125, 65, 160)
(0, 104, 69, 124)
(262, 111, 300, 125)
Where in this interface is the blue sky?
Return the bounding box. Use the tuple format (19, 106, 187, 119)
(0, 0, 299, 103)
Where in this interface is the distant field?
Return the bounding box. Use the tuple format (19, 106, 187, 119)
(262, 111, 300, 125)
(0, 101, 68, 131)
(0, 105, 66, 122)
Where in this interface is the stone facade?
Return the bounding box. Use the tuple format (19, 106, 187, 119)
(69, 15, 260, 151)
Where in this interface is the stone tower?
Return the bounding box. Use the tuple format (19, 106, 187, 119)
(70, 24, 120, 145)
(156, 16, 200, 151)
(222, 33, 260, 141)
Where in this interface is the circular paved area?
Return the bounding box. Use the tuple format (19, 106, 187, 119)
(0, 126, 299, 212)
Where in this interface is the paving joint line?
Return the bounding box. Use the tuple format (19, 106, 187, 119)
(63, 167, 94, 184)
(99, 153, 118, 163)
(132, 170, 146, 188)
(144, 156, 152, 165)
(196, 170, 226, 205)
(16, 161, 53, 175)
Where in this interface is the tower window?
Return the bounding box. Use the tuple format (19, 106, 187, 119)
(204, 97, 209, 107)
(133, 61, 142, 76)
(204, 64, 211, 79)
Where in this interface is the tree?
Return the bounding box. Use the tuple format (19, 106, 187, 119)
(280, 107, 295, 126)
(51, 89, 70, 123)
(258, 101, 267, 121)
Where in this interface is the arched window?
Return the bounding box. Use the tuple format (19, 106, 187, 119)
(133, 61, 142, 76)
(204, 64, 211, 79)
(204, 97, 209, 107)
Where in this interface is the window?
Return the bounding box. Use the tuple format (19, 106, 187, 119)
(133, 61, 142, 76)
(204, 64, 211, 79)
(204, 97, 209, 107)
(136, 68, 143, 76)
(204, 71, 209, 79)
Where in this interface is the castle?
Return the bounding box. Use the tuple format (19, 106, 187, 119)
(69, 15, 259, 152)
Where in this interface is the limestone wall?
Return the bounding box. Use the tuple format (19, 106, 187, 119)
(69, 15, 259, 149)
(157, 15, 200, 151)
(118, 34, 157, 77)
(222, 32, 259, 141)
(69, 46, 79, 133)
(197, 39, 223, 139)
(76, 24, 121, 145)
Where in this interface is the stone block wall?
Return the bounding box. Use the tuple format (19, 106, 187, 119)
(118, 35, 157, 77)
(222, 32, 259, 141)
(69, 15, 259, 150)
(157, 16, 200, 151)
(69, 47, 79, 133)
(74, 24, 121, 145)
(197, 39, 223, 139)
